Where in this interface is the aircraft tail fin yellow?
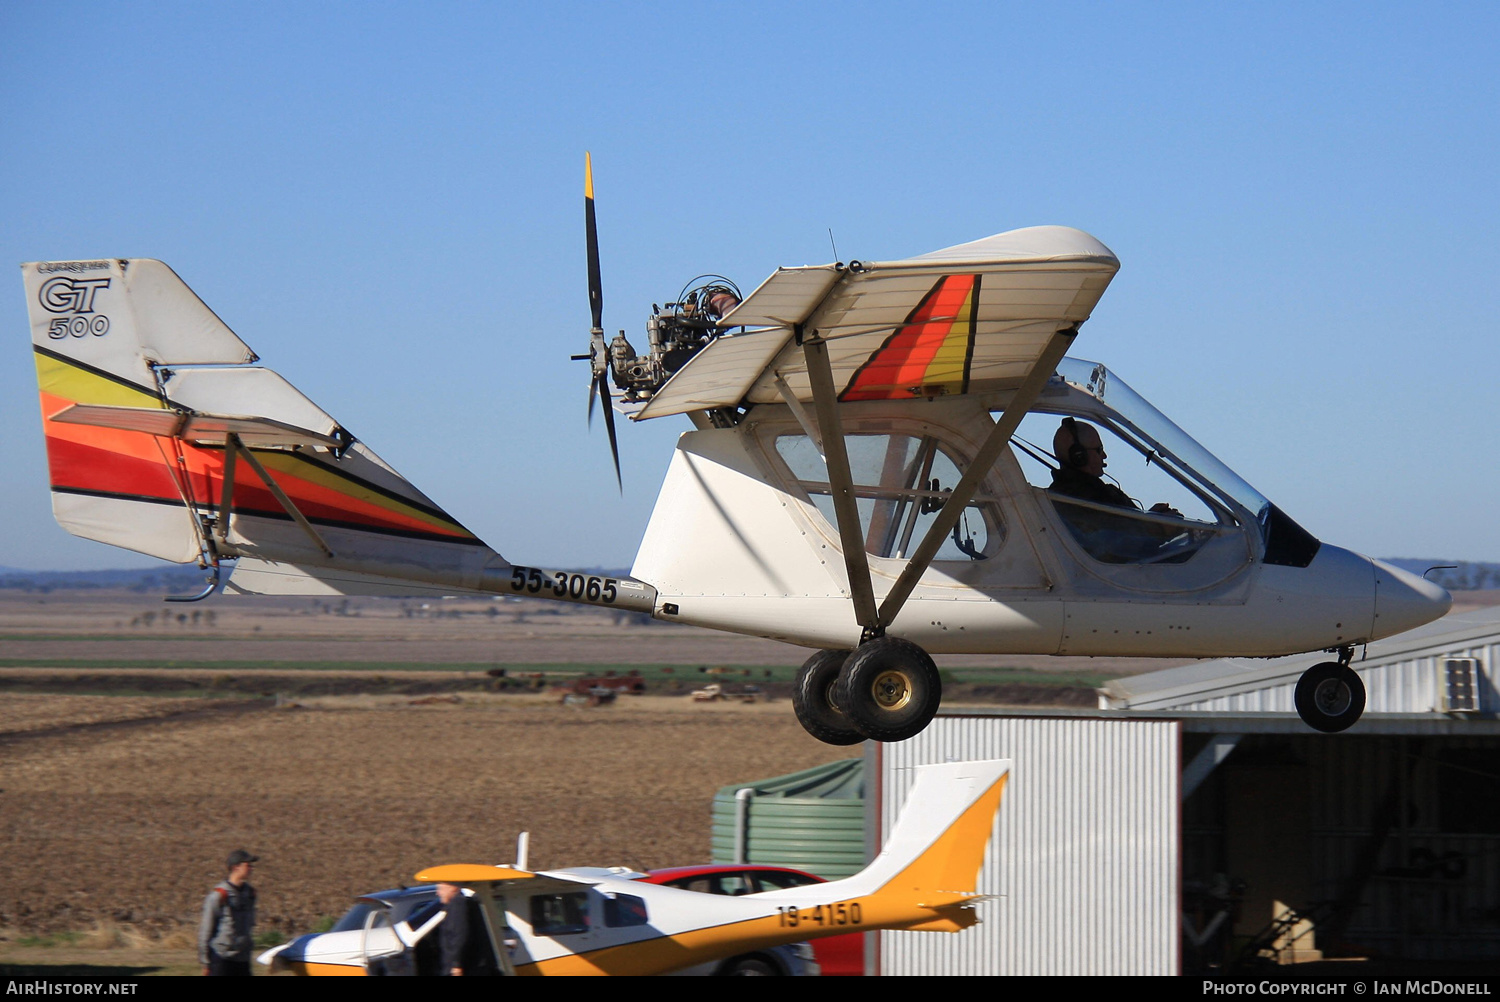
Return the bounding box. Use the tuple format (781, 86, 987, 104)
(805, 758, 1009, 932)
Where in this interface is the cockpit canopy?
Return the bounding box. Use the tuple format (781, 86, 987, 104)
(1030, 358, 1318, 567)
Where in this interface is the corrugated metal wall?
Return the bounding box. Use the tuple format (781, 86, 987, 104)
(876, 714, 1180, 975)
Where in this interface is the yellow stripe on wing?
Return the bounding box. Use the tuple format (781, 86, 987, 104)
(923, 283, 976, 390)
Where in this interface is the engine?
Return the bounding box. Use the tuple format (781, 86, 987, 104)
(607, 275, 741, 400)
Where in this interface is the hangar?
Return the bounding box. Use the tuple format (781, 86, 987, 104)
(868, 606, 1500, 975)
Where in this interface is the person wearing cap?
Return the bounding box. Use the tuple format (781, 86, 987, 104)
(199, 849, 258, 976)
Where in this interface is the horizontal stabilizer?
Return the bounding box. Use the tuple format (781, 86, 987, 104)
(51, 403, 342, 449)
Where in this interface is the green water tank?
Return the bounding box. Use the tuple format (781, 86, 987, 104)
(709, 758, 865, 879)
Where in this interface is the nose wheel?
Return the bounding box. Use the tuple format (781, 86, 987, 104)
(1294, 649, 1366, 733)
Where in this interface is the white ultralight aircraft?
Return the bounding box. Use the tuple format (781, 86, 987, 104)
(21, 160, 1451, 743)
(259, 758, 1010, 976)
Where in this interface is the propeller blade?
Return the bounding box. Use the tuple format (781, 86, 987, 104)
(584, 152, 619, 489)
(598, 370, 622, 491)
(585, 152, 603, 332)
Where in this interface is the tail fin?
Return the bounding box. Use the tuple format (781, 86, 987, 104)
(816, 758, 1009, 932)
(24, 258, 506, 595)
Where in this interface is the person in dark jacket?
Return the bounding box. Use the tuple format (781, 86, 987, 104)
(434, 881, 499, 976)
(435, 882, 469, 976)
(1047, 418, 1188, 563)
(1049, 417, 1136, 508)
(199, 849, 257, 976)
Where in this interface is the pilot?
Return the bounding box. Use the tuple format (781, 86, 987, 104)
(1049, 418, 1135, 508)
(1047, 418, 1188, 570)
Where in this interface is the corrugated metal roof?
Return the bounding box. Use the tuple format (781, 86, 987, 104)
(1100, 607, 1500, 713)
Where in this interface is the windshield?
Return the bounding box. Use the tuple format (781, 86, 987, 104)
(330, 903, 376, 933)
(1053, 358, 1272, 525)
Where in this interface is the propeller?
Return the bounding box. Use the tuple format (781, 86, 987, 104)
(583, 152, 622, 490)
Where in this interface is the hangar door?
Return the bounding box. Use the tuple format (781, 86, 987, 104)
(876, 714, 1180, 975)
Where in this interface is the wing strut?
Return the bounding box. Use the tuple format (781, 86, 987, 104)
(216, 434, 238, 546)
(223, 433, 336, 559)
(801, 328, 881, 638)
(873, 323, 1080, 630)
(774, 371, 824, 460)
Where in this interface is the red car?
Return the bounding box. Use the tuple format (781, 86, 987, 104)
(642, 864, 864, 976)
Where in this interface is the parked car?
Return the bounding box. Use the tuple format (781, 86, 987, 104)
(643, 864, 863, 976)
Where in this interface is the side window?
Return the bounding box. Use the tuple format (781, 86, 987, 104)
(1009, 412, 1223, 565)
(751, 871, 822, 891)
(530, 892, 590, 935)
(603, 893, 649, 927)
(775, 433, 1001, 561)
(711, 874, 755, 896)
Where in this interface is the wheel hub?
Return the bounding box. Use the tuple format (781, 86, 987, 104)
(871, 669, 912, 711)
(1313, 677, 1352, 716)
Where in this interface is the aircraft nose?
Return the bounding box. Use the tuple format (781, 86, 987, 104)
(1372, 559, 1452, 639)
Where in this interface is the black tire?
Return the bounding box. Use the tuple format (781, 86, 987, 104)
(792, 650, 862, 745)
(838, 636, 941, 742)
(719, 954, 780, 976)
(1294, 661, 1366, 733)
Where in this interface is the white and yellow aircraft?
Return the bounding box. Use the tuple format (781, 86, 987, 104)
(20, 159, 1451, 742)
(259, 758, 1008, 976)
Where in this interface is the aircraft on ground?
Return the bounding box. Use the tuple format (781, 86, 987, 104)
(258, 758, 1009, 976)
(21, 157, 1451, 743)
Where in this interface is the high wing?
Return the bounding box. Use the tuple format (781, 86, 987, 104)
(635, 226, 1119, 420)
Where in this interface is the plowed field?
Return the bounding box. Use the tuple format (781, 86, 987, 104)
(0, 693, 855, 938)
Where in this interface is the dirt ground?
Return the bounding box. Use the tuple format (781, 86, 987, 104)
(0, 692, 858, 942)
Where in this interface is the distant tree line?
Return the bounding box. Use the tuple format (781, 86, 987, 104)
(0, 565, 207, 593)
(1380, 559, 1500, 591)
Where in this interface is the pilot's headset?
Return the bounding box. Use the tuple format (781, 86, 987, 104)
(1061, 417, 1089, 469)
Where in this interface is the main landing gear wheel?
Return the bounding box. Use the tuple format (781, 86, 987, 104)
(838, 636, 942, 743)
(1294, 661, 1366, 733)
(792, 649, 862, 746)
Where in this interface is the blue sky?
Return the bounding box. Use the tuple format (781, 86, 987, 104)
(2, 2, 1497, 570)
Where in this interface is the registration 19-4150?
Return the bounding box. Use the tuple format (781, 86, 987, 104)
(775, 902, 862, 929)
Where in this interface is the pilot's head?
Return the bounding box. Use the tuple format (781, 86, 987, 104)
(1056, 418, 1107, 478)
